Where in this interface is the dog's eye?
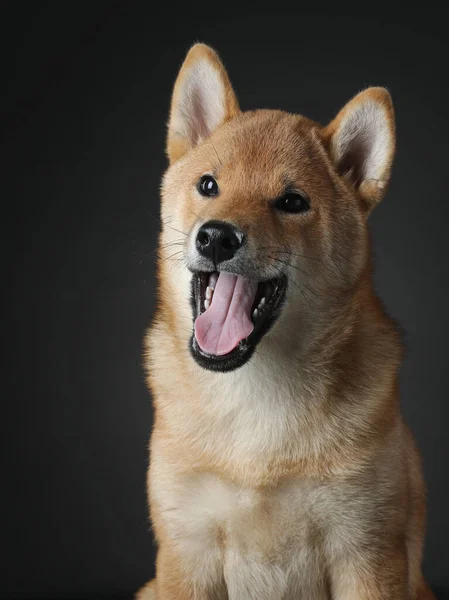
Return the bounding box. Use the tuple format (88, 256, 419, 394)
(197, 175, 219, 197)
(274, 192, 310, 214)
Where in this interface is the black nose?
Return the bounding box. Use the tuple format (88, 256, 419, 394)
(196, 220, 244, 265)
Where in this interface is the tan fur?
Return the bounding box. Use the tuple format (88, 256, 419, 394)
(137, 44, 434, 599)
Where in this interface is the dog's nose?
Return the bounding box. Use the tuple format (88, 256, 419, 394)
(196, 221, 244, 264)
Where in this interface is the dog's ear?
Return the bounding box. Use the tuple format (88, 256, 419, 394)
(323, 88, 395, 213)
(166, 43, 240, 163)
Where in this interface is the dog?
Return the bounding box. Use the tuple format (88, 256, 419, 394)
(136, 43, 434, 600)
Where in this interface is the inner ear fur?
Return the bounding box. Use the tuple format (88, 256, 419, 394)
(323, 87, 396, 213)
(166, 43, 240, 164)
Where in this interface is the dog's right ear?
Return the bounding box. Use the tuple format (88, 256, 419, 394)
(166, 43, 240, 163)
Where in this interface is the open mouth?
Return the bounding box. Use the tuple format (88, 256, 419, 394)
(190, 271, 287, 372)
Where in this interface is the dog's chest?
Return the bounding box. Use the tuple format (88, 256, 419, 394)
(163, 472, 333, 599)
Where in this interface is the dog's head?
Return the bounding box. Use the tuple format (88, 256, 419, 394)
(158, 44, 395, 372)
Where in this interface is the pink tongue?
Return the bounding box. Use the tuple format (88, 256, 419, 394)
(194, 272, 258, 356)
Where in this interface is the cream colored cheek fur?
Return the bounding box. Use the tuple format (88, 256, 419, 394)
(159, 170, 195, 331)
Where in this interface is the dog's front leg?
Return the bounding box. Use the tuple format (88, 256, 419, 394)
(329, 544, 408, 600)
(223, 551, 287, 600)
(154, 543, 228, 600)
(154, 545, 194, 600)
(154, 545, 210, 600)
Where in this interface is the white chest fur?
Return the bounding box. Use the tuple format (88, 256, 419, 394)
(151, 460, 350, 599)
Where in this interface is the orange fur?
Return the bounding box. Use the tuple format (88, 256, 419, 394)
(137, 44, 434, 600)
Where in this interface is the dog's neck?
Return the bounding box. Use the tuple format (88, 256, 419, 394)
(152, 273, 402, 484)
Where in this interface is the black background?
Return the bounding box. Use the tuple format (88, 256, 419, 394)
(4, 4, 449, 598)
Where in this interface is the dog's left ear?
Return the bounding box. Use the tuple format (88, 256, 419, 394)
(166, 43, 240, 163)
(323, 88, 395, 213)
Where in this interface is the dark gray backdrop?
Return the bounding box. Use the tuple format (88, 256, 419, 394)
(4, 4, 449, 598)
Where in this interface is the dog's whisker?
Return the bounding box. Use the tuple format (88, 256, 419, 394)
(186, 206, 203, 220)
(268, 256, 314, 279)
(159, 250, 184, 264)
(209, 138, 223, 166)
(269, 262, 315, 308)
(159, 241, 186, 250)
(145, 208, 188, 237)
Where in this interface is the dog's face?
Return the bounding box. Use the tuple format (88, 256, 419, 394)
(159, 44, 395, 372)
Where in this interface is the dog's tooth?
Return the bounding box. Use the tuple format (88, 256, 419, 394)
(205, 286, 213, 300)
(208, 272, 218, 288)
(259, 297, 266, 307)
(252, 308, 259, 319)
(204, 298, 210, 310)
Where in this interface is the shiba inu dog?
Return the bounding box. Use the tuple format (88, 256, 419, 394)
(137, 44, 434, 599)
